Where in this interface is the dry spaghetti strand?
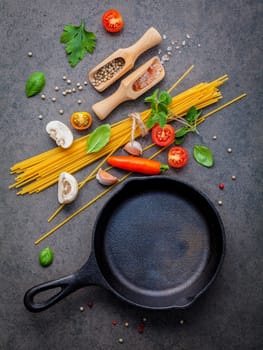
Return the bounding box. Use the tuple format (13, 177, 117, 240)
(9, 72, 244, 196)
(34, 145, 169, 245)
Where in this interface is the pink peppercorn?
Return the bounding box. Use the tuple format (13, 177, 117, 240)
(219, 183, 224, 190)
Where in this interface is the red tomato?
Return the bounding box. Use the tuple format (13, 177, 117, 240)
(102, 9, 124, 33)
(168, 146, 188, 168)
(151, 124, 175, 147)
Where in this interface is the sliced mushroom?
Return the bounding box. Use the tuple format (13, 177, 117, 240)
(58, 172, 78, 204)
(123, 140, 143, 156)
(96, 168, 118, 186)
(46, 120, 73, 149)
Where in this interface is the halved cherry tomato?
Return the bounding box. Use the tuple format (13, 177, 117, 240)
(168, 146, 188, 168)
(70, 112, 93, 131)
(151, 124, 175, 147)
(102, 9, 124, 33)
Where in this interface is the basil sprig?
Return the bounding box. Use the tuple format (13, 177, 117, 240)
(144, 89, 172, 128)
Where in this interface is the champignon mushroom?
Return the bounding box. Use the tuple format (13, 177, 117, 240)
(46, 120, 73, 149)
(58, 172, 78, 204)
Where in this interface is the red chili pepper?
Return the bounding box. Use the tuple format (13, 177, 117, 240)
(107, 156, 169, 175)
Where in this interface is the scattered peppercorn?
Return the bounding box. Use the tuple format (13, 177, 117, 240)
(219, 183, 224, 190)
(112, 321, 117, 326)
(87, 302, 93, 308)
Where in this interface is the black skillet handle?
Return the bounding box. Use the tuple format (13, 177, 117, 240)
(24, 253, 105, 312)
(24, 273, 78, 312)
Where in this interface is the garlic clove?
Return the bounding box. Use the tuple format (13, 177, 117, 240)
(123, 141, 143, 156)
(96, 168, 118, 186)
(46, 120, 73, 149)
(58, 172, 78, 204)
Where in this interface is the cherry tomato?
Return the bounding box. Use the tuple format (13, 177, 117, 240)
(70, 112, 93, 131)
(102, 9, 124, 33)
(168, 146, 188, 168)
(151, 124, 175, 147)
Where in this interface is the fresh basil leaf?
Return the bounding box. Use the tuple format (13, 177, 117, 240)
(39, 247, 54, 267)
(159, 91, 172, 104)
(158, 111, 168, 127)
(186, 106, 201, 123)
(144, 88, 159, 103)
(193, 145, 214, 167)
(158, 102, 169, 114)
(175, 136, 185, 145)
(146, 113, 160, 129)
(175, 126, 188, 138)
(86, 124, 111, 153)
(25, 72, 46, 97)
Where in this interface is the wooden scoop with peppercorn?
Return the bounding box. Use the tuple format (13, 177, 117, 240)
(88, 27, 162, 92)
(92, 56, 165, 120)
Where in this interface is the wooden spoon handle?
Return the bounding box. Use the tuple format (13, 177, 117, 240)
(127, 27, 162, 61)
(92, 86, 128, 120)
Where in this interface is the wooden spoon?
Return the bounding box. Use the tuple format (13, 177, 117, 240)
(88, 27, 162, 92)
(92, 56, 165, 120)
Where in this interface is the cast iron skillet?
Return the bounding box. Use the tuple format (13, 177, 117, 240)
(24, 176, 225, 312)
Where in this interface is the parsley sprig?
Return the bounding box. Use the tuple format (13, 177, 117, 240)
(60, 19, 96, 68)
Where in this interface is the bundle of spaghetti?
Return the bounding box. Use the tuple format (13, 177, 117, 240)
(9, 75, 228, 195)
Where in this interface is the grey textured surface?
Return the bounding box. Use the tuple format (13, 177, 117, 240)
(1, 0, 262, 349)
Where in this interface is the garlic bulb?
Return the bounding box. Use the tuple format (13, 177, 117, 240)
(46, 120, 73, 149)
(96, 168, 118, 186)
(58, 172, 78, 204)
(123, 141, 143, 156)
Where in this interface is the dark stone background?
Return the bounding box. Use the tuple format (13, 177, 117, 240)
(1, 0, 262, 349)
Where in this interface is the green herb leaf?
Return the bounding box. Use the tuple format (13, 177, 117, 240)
(145, 89, 172, 128)
(144, 89, 159, 103)
(25, 72, 46, 97)
(86, 124, 111, 153)
(39, 247, 54, 267)
(158, 111, 168, 128)
(175, 136, 185, 145)
(159, 91, 172, 104)
(186, 106, 202, 123)
(175, 126, 188, 138)
(193, 145, 214, 167)
(60, 19, 96, 67)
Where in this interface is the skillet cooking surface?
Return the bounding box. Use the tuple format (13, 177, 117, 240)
(93, 176, 225, 309)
